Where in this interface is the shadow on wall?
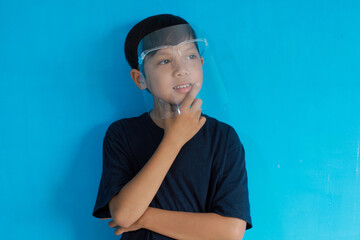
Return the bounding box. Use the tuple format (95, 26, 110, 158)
(53, 23, 145, 239)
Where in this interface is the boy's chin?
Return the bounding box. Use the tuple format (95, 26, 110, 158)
(155, 97, 185, 106)
(168, 98, 186, 107)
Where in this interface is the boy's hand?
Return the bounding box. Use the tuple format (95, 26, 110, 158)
(107, 206, 151, 235)
(108, 216, 144, 236)
(163, 82, 206, 148)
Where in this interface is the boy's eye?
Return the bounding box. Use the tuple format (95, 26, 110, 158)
(185, 52, 200, 60)
(159, 59, 170, 65)
(186, 54, 198, 60)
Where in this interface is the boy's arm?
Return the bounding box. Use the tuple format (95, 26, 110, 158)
(109, 84, 206, 228)
(109, 136, 182, 228)
(110, 207, 246, 240)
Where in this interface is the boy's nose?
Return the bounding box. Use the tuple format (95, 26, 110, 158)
(173, 51, 189, 77)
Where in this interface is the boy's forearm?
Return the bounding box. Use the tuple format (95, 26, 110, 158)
(141, 207, 246, 240)
(109, 136, 182, 228)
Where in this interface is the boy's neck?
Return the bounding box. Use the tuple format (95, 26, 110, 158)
(149, 110, 165, 129)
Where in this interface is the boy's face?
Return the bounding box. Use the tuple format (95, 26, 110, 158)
(142, 42, 204, 105)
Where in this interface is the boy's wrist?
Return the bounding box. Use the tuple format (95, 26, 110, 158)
(141, 207, 153, 229)
(162, 134, 183, 151)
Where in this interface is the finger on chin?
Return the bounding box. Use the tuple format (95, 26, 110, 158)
(181, 82, 201, 109)
(115, 227, 123, 235)
(108, 220, 118, 228)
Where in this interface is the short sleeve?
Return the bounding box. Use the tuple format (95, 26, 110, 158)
(211, 128, 252, 229)
(92, 124, 134, 218)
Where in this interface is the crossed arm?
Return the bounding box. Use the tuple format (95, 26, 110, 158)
(103, 86, 246, 239)
(103, 206, 246, 240)
(104, 133, 247, 239)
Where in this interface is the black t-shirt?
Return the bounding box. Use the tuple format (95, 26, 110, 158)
(93, 112, 252, 239)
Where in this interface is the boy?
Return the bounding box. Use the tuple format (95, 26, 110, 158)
(93, 14, 252, 239)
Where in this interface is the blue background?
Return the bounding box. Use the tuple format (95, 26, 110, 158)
(1, 0, 360, 239)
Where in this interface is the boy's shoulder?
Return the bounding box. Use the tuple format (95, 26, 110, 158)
(202, 113, 237, 133)
(105, 112, 148, 136)
(202, 113, 242, 143)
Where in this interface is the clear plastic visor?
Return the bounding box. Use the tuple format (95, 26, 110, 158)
(135, 24, 228, 121)
(138, 38, 207, 66)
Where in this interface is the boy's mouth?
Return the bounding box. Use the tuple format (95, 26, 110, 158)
(173, 83, 192, 90)
(173, 83, 192, 94)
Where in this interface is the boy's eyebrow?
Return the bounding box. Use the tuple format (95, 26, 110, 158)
(151, 44, 197, 58)
(159, 45, 197, 54)
(155, 52, 172, 56)
(183, 44, 196, 51)
(153, 49, 173, 56)
(183, 46, 197, 52)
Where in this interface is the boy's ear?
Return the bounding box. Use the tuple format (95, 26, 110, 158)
(201, 57, 204, 65)
(130, 69, 147, 90)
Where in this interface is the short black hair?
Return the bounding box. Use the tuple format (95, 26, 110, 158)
(124, 14, 190, 70)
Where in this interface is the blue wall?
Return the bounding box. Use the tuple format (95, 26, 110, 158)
(1, 1, 359, 239)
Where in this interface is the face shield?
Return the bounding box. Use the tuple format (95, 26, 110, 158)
(137, 23, 228, 121)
